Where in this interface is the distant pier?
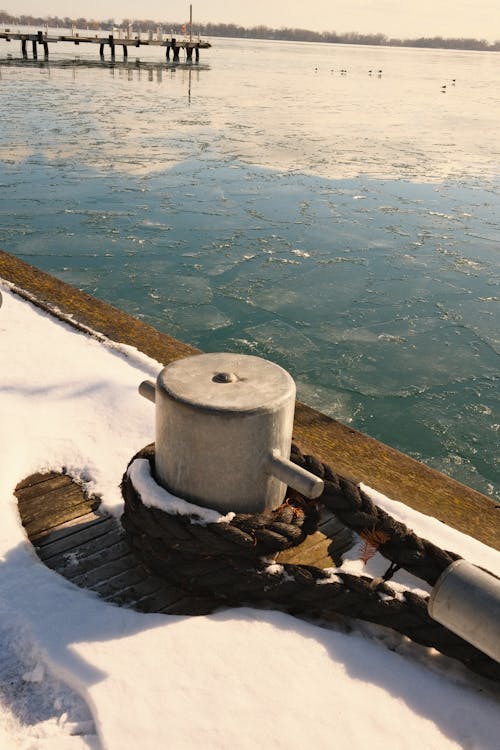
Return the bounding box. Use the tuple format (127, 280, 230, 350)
(0, 26, 211, 61)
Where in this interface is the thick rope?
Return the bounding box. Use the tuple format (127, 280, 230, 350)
(123, 444, 323, 558)
(120, 444, 500, 683)
(289, 442, 460, 586)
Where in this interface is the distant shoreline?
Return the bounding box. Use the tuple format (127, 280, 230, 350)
(1, 12, 499, 53)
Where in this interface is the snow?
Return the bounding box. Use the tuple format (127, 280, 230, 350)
(129, 458, 235, 525)
(0, 281, 499, 750)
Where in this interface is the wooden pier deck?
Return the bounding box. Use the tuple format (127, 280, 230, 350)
(15, 471, 353, 615)
(1, 249, 499, 554)
(0, 27, 211, 61)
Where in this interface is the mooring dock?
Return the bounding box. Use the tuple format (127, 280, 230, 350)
(0, 27, 211, 61)
(1, 250, 498, 551)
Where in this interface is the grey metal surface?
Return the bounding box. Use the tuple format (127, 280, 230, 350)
(142, 353, 323, 513)
(428, 559, 500, 663)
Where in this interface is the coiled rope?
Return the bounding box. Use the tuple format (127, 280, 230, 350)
(121, 443, 500, 683)
(289, 442, 461, 586)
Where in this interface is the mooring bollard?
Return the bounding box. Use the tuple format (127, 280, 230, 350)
(428, 559, 500, 663)
(139, 352, 324, 513)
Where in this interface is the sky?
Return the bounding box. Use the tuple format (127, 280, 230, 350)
(4, 0, 500, 42)
(1, 281, 500, 749)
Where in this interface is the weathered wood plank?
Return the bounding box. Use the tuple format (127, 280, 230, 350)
(13, 470, 235, 615)
(279, 519, 354, 568)
(17, 481, 98, 523)
(15, 471, 61, 491)
(16, 473, 101, 540)
(90, 564, 154, 597)
(35, 514, 113, 551)
(110, 580, 187, 612)
(16, 473, 75, 502)
(278, 512, 353, 567)
(44, 539, 131, 578)
(23, 500, 101, 540)
(14, 469, 355, 617)
(39, 524, 125, 563)
(70, 554, 142, 589)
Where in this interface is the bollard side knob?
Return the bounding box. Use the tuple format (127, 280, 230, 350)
(139, 379, 156, 403)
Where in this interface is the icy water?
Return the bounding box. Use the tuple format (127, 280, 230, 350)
(0, 36, 498, 500)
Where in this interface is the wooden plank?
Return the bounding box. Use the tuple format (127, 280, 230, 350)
(17, 481, 98, 522)
(279, 518, 354, 568)
(16, 473, 75, 502)
(70, 554, 143, 589)
(110, 580, 187, 612)
(15, 471, 61, 491)
(43, 538, 131, 578)
(2, 249, 498, 548)
(90, 565, 154, 598)
(278, 512, 353, 567)
(113, 576, 173, 605)
(35, 511, 115, 559)
(17, 476, 101, 538)
(38, 523, 124, 562)
(22, 499, 101, 540)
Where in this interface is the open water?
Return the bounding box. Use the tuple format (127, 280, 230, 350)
(0, 35, 498, 500)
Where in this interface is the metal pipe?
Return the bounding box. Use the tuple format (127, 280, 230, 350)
(266, 450, 324, 500)
(428, 559, 500, 663)
(139, 379, 156, 403)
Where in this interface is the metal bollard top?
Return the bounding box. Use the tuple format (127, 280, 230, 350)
(156, 352, 296, 414)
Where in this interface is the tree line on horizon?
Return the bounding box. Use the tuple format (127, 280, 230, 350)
(1, 11, 499, 52)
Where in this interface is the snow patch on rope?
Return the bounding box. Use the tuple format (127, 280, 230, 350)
(128, 458, 236, 526)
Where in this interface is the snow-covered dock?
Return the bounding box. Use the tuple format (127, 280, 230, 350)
(15, 469, 351, 615)
(1, 250, 499, 749)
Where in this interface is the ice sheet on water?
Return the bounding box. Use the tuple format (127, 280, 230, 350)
(367, 268, 469, 303)
(315, 325, 404, 346)
(323, 319, 499, 397)
(295, 379, 356, 424)
(439, 297, 500, 354)
(154, 274, 213, 305)
(400, 381, 500, 501)
(57, 269, 99, 290)
(249, 264, 369, 321)
(241, 320, 319, 363)
(162, 304, 231, 332)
